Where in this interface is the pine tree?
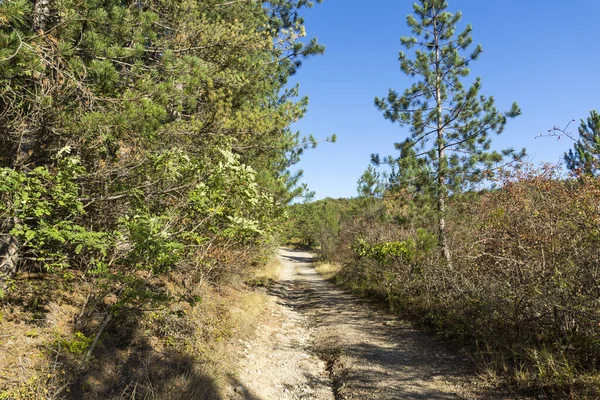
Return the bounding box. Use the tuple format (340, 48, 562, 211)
(357, 165, 384, 198)
(565, 110, 600, 176)
(0, 0, 323, 281)
(374, 0, 522, 265)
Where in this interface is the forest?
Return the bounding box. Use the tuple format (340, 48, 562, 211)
(0, 0, 329, 398)
(1, 0, 599, 399)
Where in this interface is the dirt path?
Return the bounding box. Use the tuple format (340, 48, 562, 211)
(229, 249, 492, 400)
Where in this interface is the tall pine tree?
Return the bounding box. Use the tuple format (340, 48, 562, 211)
(374, 0, 522, 266)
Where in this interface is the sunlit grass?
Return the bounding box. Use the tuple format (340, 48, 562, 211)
(315, 262, 341, 281)
(247, 259, 282, 287)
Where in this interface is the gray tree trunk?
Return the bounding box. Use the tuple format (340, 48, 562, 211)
(0, 217, 21, 285)
(433, 8, 453, 268)
(33, 0, 53, 32)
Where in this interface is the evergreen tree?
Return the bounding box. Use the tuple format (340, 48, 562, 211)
(357, 165, 384, 198)
(565, 110, 600, 176)
(374, 0, 522, 265)
(0, 0, 323, 287)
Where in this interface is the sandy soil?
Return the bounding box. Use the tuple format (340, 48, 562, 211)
(228, 249, 507, 400)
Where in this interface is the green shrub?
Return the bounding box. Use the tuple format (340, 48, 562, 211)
(56, 332, 93, 355)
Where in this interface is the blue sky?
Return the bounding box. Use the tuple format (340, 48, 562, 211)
(289, 0, 600, 200)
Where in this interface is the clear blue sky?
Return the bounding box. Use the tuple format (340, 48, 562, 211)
(289, 0, 600, 200)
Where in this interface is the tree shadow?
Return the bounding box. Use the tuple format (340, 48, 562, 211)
(4, 270, 266, 400)
(53, 312, 223, 400)
(274, 249, 530, 399)
(279, 254, 317, 264)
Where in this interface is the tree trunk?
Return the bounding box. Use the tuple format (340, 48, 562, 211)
(437, 188, 452, 267)
(33, 0, 53, 32)
(433, 6, 452, 268)
(0, 217, 21, 285)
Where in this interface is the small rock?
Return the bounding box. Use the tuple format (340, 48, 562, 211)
(103, 294, 118, 306)
(234, 385, 247, 394)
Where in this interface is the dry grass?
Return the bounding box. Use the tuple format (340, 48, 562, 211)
(159, 286, 270, 400)
(158, 261, 279, 399)
(0, 261, 276, 399)
(247, 259, 283, 287)
(229, 291, 270, 339)
(0, 278, 91, 399)
(315, 262, 341, 281)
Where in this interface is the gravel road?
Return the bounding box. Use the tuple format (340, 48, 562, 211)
(228, 248, 507, 400)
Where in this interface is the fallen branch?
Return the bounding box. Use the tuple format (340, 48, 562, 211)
(84, 312, 112, 361)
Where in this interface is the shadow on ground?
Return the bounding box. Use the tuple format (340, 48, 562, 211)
(56, 315, 223, 400)
(273, 248, 527, 400)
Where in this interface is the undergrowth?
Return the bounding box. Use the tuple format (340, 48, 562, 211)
(0, 259, 277, 399)
(289, 164, 600, 398)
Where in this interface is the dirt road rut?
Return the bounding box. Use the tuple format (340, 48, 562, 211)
(228, 249, 486, 400)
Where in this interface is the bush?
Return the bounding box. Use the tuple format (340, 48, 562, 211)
(333, 164, 600, 395)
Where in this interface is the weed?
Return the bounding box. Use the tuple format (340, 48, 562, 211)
(24, 330, 39, 338)
(55, 332, 93, 355)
